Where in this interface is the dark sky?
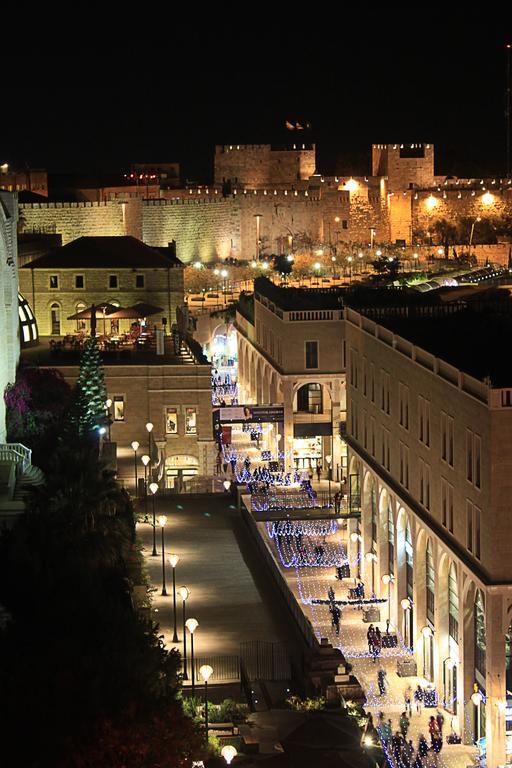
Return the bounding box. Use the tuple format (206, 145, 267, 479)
(2, 17, 510, 182)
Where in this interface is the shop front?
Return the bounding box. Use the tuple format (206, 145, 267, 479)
(165, 454, 199, 490)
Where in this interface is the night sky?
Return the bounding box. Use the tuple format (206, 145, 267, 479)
(2, 18, 510, 182)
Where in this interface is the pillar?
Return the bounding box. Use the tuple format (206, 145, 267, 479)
(483, 593, 506, 768)
(283, 379, 294, 471)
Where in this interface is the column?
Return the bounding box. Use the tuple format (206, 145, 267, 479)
(283, 379, 294, 472)
(484, 593, 506, 768)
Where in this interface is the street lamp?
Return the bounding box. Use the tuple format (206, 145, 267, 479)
(325, 453, 332, 504)
(105, 399, 112, 441)
(168, 554, 179, 642)
(178, 586, 190, 679)
(401, 597, 412, 649)
(141, 454, 150, 526)
(223, 479, 231, 492)
(149, 480, 158, 556)
(221, 745, 237, 765)
(469, 216, 482, 249)
(185, 618, 199, 694)
(382, 574, 393, 625)
(131, 440, 140, 495)
(158, 515, 168, 596)
(199, 664, 214, 742)
(145, 421, 154, 456)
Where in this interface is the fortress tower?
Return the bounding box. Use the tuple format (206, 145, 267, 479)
(214, 143, 316, 188)
(372, 143, 435, 192)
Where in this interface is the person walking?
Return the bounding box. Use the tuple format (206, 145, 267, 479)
(380, 718, 392, 748)
(367, 624, 375, 656)
(377, 667, 387, 696)
(400, 711, 410, 739)
(316, 462, 322, 483)
(404, 685, 413, 717)
(428, 715, 440, 750)
(414, 684, 424, 714)
(372, 629, 381, 663)
(435, 710, 445, 737)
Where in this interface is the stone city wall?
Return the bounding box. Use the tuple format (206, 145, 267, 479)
(214, 144, 316, 187)
(20, 200, 142, 243)
(412, 188, 512, 238)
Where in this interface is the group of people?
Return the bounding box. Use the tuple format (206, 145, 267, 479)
(365, 707, 446, 767)
(367, 624, 383, 662)
(211, 370, 238, 406)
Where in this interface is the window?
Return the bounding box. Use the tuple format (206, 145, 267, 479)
(419, 460, 431, 510)
(185, 408, 197, 435)
(350, 348, 358, 387)
(75, 275, 84, 289)
(363, 410, 368, 450)
(342, 219, 348, 229)
(419, 396, 430, 446)
(381, 427, 390, 471)
(49, 275, 59, 289)
(466, 430, 482, 488)
(467, 501, 473, 552)
(297, 383, 322, 414)
(380, 370, 390, 415)
(370, 417, 376, 456)
(399, 442, 409, 488)
(135, 274, 145, 288)
(166, 408, 178, 434)
(109, 275, 118, 289)
(50, 303, 61, 335)
(426, 540, 435, 625)
(399, 382, 409, 429)
(113, 396, 124, 421)
(341, 339, 346, 369)
(442, 478, 454, 532)
(387, 503, 394, 576)
(405, 521, 413, 600)
(362, 357, 367, 397)
(475, 507, 481, 559)
(474, 591, 486, 676)
(441, 412, 454, 466)
(370, 364, 375, 402)
(448, 564, 459, 643)
(305, 341, 318, 369)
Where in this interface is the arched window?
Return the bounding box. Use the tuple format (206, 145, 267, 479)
(405, 520, 413, 600)
(448, 563, 459, 643)
(50, 303, 61, 335)
(426, 539, 435, 625)
(296, 383, 323, 414)
(475, 591, 486, 676)
(387, 502, 394, 576)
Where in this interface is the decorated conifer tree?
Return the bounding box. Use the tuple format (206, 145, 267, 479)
(76, 336, 107, 432)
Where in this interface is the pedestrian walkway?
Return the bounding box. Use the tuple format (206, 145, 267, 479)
(254, 510, 478, 768)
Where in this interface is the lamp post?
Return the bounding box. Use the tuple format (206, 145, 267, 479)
(145, 421, 154, 457)
(223, 479, 231, 493)
(347, 255, 353, 284)
(220, 269, 229, 302)
(141, 454, 150, 525)
(199, 664, 214, 743)
(185, 618, 199, 694)
(221, 745, 237, 765)
(401, 597, 412, 649)
(350, 530, 362, 579)
(158, 515, 168, 596)
(169, 554, 179, 642)
(469, 216, 482, 249)
(149, 480, 158, 556)
(325, 453, 332, 505)
(382, 574, 393, 625)
(365, 551, 377, 596)
(178, 586, 190, 679)
(105, 398, 112, 440)
(131, 440, 139, 495)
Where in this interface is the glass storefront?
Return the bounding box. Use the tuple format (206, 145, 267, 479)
(293, 436, 322, 470)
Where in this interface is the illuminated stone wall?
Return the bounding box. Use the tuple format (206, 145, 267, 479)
(20, 200, 141, 244)
(0, 192, 20, 442)
(412, 188, 512, 238)
(214, 144, 316, 187)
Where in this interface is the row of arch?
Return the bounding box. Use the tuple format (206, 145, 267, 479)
(350, 454, 490, 743)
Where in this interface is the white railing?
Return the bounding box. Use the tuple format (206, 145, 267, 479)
(0, 444, 32, 473)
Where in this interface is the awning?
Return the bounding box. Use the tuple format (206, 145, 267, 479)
(67, 303, 121, 320)
(107, 302, 164, 319)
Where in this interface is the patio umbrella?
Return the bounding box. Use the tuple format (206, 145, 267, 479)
(67, 303, 121, 320)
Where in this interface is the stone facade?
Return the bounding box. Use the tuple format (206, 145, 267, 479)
(0, 192, 20, 442)
(372, 143, 435, 192)
(19, 262, 184, 337)
(214, 144, 316, 188)
(345, 306, 512, 767)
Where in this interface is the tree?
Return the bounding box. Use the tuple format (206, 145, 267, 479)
(371, 255, 400, 282)
(273, 253, 293, 280)
(76, 336, 107, 432)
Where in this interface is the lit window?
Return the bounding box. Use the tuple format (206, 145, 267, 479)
(185, 408, 197, 435)
(166, 408, 178, 434)
(113, 396, 124, 421)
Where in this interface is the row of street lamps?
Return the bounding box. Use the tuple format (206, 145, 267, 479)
(128, 435, 236, 757)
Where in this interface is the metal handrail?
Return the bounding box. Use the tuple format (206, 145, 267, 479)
(0, 443, 32, 473)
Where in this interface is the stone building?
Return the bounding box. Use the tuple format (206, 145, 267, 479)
(214, 143, 316, 188)
(0, 163, 48, 197)
(0, 192, 20, 442)
(235, 277, 346, 477)
(19, 235, 184, 336)
(344, 302, 512, 768)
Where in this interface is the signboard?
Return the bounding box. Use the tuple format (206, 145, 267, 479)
(214, 405, 284, 424)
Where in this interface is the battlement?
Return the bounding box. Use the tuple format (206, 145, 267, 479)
(143, 197, 235, 207)
(19, 200, 120, 210)
(215, 143, 314, 154)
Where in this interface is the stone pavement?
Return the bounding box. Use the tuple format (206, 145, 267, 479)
(135, 495, 290, 672)
(254, 512, 478, 768)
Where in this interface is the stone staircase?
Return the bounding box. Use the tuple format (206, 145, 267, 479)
(13, 464, 45, 500)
